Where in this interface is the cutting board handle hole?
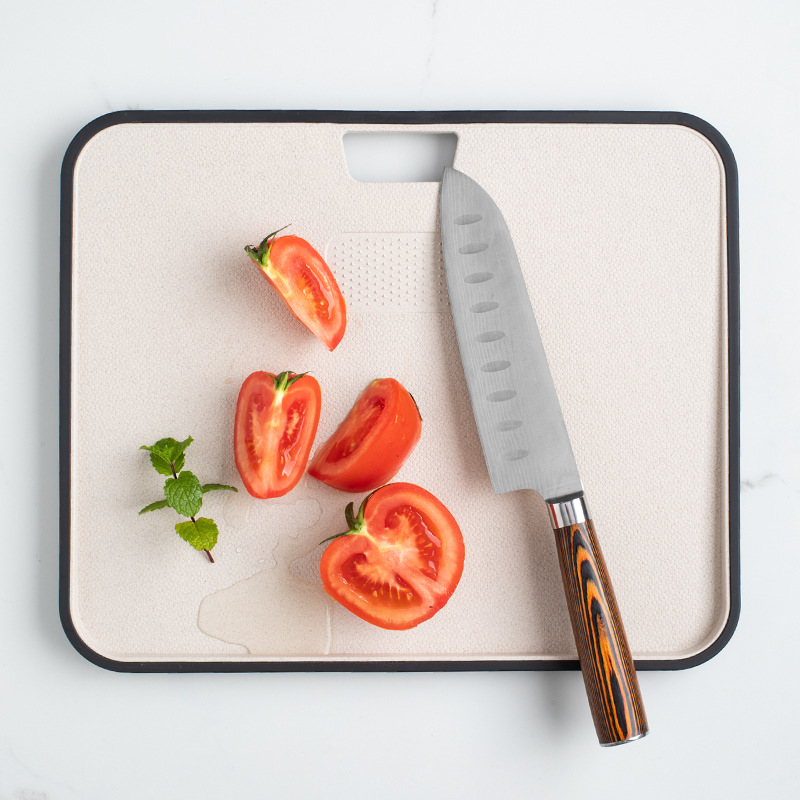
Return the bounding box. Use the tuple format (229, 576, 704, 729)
(342, 132, 457, 182)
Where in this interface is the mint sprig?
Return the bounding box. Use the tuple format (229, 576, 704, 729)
(139, 436, 237, 562)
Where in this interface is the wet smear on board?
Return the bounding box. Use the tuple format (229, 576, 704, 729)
(197, 493, 334, 656)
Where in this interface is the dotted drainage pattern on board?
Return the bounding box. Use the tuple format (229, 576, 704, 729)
(326, 233, 449, 313)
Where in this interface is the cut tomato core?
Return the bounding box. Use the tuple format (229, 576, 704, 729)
(383, 505, 442, 580)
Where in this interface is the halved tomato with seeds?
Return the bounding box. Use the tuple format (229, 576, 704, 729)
(320, 483, 465, 630)
(309, 378, 422, 493)
(245, 228, 346, 351)
(233, 371, 321, 498)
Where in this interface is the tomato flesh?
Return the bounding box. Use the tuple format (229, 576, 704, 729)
(320, 483, 464, 630)
(292, 256, 337, 321)
(277, 399, 307, 476)
(246, 233, 346, 351)
(326, 395, 385, 462)
(234, 371, 321, 498)
(309, 379, 421, 493)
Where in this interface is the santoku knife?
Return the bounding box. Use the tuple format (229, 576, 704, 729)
(440, 167, 648, 746)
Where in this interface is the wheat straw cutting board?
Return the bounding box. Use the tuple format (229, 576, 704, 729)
(59, 110, 739, 672)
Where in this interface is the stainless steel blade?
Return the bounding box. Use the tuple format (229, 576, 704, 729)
(440, 167, 582, 501)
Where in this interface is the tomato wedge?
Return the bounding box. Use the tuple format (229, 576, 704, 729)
(320, 483, 464, 630)
(308, 378, 422, 493)
(233, 371, 321, 498)
(245, 228, 346, 351)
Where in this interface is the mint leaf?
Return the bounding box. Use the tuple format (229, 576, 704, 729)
(201, 483, 238, 494)
(141, 437, 194, 475)
(140, 439, 178, 463)
(175, 517, 219, 551)
(139, 499, 169, 514)
(164, 470, 203, 517)
(141, 449, 173, 476)
(168, 436, 193, 472)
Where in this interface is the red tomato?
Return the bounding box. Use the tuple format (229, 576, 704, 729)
(233, 371, 321, 498)
(245, 229, 346, 351)
(320, 483, 465, 630)
(308, 378, 422, 493)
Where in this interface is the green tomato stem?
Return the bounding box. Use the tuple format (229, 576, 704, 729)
(273, 371, 308, 392)
(244, 224, 292, 266)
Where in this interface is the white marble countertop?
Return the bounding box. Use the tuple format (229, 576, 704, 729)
(1, 1, 796, 798)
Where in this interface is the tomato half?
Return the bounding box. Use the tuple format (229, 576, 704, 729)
(320, 483, 464, 630)
(308, 378, 422, 493)
(245, 229, 346, 351)
(233, 371, 321, 498)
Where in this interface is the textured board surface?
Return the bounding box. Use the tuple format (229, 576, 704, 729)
(63, 114, 734, 667)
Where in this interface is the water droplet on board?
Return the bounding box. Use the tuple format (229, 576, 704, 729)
(221, 490, 250, 530)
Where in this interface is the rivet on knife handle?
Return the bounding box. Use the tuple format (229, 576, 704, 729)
(549, 496, 648, 746)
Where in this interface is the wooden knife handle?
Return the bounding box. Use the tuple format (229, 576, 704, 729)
(549, 497, 648, 745)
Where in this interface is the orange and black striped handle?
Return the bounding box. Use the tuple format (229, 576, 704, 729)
(549, 497, 648, 746)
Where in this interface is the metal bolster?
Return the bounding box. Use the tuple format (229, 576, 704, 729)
(547, 495, 591, 529)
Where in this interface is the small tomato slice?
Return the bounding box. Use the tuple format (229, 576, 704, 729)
(245, 229, 346, 351)
(320, 483, 464, 630)
(308, 378, 422, 493)
(233, 371, 321, 498)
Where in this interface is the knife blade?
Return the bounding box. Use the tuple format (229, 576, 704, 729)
(440, 166, 648, 746)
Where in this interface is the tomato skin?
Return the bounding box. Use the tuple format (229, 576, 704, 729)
(320, 483, 464, 630)
(308, 379, 422, 493)
(245, 232, 346, 351)
(233, 371, 321, 499)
